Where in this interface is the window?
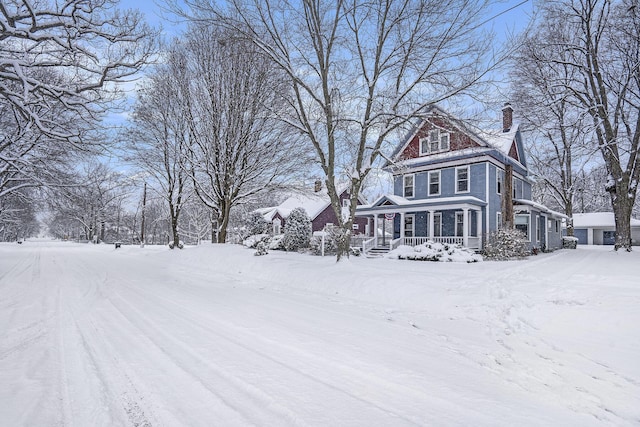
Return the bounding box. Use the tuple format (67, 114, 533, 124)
(428, 171, 440, 196)
(403, 174, 414, 198)
(497, 212, 502, 229)
(419, 129, 450, 155)
(433, 213, 442, 237)
(455, 212, 464, 237)
(536, 216, 541, 242)
(440, 133, 450, 151)
(352, 224, 359, 230)
(404, 215, 415, 237)
(497, 171, 503, 195)
(456, 166, 469, 193)
(429, 130, 440, 152)
(555, 220, 559, 233)
(342, 198, 349, 208)
(273, 219, 282, 235)
(548, 219, 553, 231)
(515, 214, 530, 241)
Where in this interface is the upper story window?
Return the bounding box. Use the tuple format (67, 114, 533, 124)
(428, 170, 440, 196)
(403, 174, 414, 198)
(420, 129, 450, 155)
(497, 170, 503, 195)
(456, 166, 469, 193)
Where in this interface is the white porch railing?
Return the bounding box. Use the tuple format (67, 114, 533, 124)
(362, 235, 482, 254)
(362, 237, 377, 254)
(390, 237, 402, 250)
(390, 236, 482, 250)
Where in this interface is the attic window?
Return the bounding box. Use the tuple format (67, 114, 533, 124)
(419, 129, 450, 155)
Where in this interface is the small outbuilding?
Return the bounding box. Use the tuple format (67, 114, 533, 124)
(570, 212, 640, 245)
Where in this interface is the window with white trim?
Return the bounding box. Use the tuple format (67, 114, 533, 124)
(433, 213, 442, 237)
(456, 166, 469, 193)
(419, 129, 450, 155)
(497, 212, 502, 229)
(352, 224, 359, 230)
(455, 212, 464, 237)
(403, 174, 414, 198)
(497, 170, 503, 195)
(428, 170, 440, 196)
(515, 214, 530, 241)
(404, 214, 415, 237)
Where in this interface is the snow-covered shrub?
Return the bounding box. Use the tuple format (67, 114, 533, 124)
(254, 241, 269, 256)
(168, 240, 184, 249)
(268, 234, 285, 250)
(562, 236, 578, 249)
(388, 241, 482, 263)
(282, 207, 311, 251)
(483, 228, 529, 260)
(243, 234, 269, 249)
(245, 212, 270, 237)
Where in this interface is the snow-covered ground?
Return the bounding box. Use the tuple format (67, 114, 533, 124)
(1, 240, 638, 426)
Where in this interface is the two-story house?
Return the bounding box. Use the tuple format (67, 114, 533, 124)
(355, 104, 566, 253)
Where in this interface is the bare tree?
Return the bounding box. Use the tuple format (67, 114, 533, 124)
(168, 25, 308, 243)
(127, 47, 194, 249)
(524, 0, 640, 250)
(1, 0, 158, 216)
(178, 0, 497, 258)
(48, 162, 131, 242)
(511, 34, 595, 235)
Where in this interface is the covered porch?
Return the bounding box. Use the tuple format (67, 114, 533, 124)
(355, 195, 486, 255)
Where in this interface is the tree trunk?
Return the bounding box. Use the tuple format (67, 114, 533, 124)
(611, 178, 633, 251)
(502, 165, 514, 229)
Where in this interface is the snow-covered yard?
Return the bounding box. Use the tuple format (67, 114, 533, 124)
(1, 241, 638, 426)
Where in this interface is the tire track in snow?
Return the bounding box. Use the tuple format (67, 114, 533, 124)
(110, 274, 486, 426)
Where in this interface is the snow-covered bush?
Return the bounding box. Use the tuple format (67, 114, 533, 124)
(562, 236, 578, 249)
(282, 207, 311, 251)
(388, 241, 482, 263)
(268, 234, 285, 250)
(245, 212, 270, 237)
(243, 234, 269, 249)
(254, 241, 269, 256)
(483, 228, 529, 260)
(168, 240, 184, 249)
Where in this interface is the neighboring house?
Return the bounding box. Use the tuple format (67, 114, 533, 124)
(355, 104, 567, 253)
(256, 181, 369, 234)
(570, 212, 640, 245)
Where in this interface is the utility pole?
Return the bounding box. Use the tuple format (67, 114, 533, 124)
(140, 182, 147, 248)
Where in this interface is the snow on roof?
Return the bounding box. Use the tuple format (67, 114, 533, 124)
(258, 184, 364, 221)
(572, 212, 640, 228)
(360, 194, 486, 209)
(479, 123, 519, 157)
(514, 198, 568, 219)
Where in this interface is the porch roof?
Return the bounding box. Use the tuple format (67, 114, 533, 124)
(514, 199, 568, 220)
(355, 194, 486, 215)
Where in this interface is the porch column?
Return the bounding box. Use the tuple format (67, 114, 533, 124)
(400, 212, 405, 240)
(462, 207, 469, 248)
(476, 209, 482, 246)
(428, 210, 435, 239)
(373, 214, 379, 241)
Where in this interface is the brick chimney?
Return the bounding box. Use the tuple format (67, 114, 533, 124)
(314, 179, 322, 192)
(502, 102, 513, 132)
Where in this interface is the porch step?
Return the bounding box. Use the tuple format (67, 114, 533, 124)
(366, 246, 391, 257)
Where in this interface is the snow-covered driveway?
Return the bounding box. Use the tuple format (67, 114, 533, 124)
(1, 241, 638, 426)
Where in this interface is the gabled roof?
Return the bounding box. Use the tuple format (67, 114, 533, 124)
(257, 184, 367, 221)
(388, 105, 525, 169)
(572, 212, 640, 228)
